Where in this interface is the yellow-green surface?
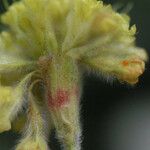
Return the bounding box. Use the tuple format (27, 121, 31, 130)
(0, 0, 148, 149)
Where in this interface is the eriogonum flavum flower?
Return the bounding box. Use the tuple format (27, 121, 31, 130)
(0, 0, 148, 149)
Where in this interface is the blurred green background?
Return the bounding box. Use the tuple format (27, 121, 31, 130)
(0, 0, 150, 150)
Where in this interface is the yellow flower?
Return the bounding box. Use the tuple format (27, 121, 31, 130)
(0, 0, 147, 149)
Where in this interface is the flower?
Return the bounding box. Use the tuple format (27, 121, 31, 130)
(0, 0, 147, 149)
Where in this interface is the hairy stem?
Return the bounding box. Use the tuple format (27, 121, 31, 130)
(46, 57, 82, 150)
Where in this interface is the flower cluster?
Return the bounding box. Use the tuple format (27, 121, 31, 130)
(0, 0, 147, 149)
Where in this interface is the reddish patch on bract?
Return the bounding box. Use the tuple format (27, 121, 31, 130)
(48, 89, 70, 108)
(56, 90, 70, 107)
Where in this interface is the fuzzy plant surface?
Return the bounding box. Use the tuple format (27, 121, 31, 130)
(0, 0, 148, 150)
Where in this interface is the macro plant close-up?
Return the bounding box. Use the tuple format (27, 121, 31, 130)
(0, 0, 149, 150)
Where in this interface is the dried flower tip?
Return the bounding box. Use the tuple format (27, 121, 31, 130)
(119, 58, 145, 84)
